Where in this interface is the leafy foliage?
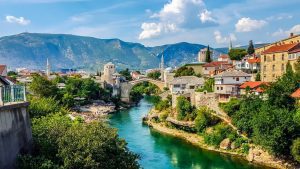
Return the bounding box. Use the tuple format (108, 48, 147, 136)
(219, 98, 241, 117)
(203, 123, 234, 147)
(194, 107, 220, 133)
(174, 66, 196, 77)
(29, 74, 58, 98)
(176, 96, 194, 121)
(196, 78, 214, 92)
(291, 138, 300, 162)
(147, 71, 161, 80)
(228, 48, 247, 61)
(130, 82, 160, 103)
(28, 97, 67, 118)
(119, 68, 132, 81)
(255, 72, 261, 81)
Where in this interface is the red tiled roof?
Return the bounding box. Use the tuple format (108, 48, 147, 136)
(0, 65, 6, 75)
(263, 43, 299, 54)
(240, 81, 267, 89)
(203, 61, 229, 67)
(291, 88, 300, 98)
(219, 54, 229, 59)
(247, 58, 261, 64)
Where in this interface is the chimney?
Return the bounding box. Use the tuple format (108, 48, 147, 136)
(290, 33, 294, 37)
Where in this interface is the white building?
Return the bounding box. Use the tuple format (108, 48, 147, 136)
(214, 69, 251, 102)
(101, 62, 116, 85)
(170, 76, 204, 94)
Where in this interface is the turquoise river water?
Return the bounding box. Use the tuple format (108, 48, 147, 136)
(108, 98, 268, 169)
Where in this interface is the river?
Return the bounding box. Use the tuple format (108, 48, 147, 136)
(109, 98, 267, 169)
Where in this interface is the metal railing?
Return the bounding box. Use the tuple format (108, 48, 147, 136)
(0, 85, 26, 105)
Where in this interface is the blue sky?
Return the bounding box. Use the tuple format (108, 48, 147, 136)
(0, 0, 299, 47)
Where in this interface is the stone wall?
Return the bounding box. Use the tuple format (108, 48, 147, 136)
(194, 92, 217, 108)
(0, 102, 32, 169)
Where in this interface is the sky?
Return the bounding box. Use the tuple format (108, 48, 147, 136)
(0, 0, 299, 47)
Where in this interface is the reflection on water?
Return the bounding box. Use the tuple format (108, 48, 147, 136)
(109, 98, 267, 169)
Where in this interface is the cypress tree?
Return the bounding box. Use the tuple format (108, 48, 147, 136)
(247, 40, 255, 55)
(205, 45, 212, 63)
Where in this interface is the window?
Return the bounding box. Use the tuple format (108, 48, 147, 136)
(174, 84, 180, 88)
(221, 87, 223, 90)
(236, 77, 239, 81)
(281, 64, 285, 71)
(190, 86, 195, 89)
(264, 55, 266, 62)
(272, 65, 275, 71)
(273, 54, 275, 61)
(217, 87, 219, 90)
(282, 54, 284, 61)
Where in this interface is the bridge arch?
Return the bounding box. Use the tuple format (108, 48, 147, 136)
(120, 78, 165, 103)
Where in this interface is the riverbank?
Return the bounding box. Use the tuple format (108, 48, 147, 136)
(144, 118, 293, 169)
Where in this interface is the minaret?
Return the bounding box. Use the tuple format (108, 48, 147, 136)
(46, 58, 51, 77)
(229, 38, 233, 51)
(160, 54, 165, 82)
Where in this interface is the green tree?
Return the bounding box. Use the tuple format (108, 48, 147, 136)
(247, 40, 255, 55)
(176, 96, 193, 120)
(205, 45, 212, 63)
(58, 122, 140, 169)
(291, 138, 300, 162)
(228, 48, 247, 61)
(119, 68, 132, 81)
(255, 72, 261, 81)
(28, 97, 67, 118)
(7, 71, 17, 76)
(174, 66, 196, 77)
(196, 78, 214, 92)
(147, 71, 161, 80)
(29, 74, 58, 98)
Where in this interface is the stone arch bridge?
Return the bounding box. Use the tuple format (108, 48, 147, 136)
(120, 78, 165, 103)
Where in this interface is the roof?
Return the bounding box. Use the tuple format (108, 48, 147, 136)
(289, 48, 300, 54)
(170, 76, 204, 85)
(263, 43, 299, 54)
(219, 54, 229, 59)
(247, 57, 261, 64)
(240, 81, 267, 89)
(0, 65, 7, 75)
(185, 62, 206, 66)
(203, 61, 229, 67)
(215, 70, 251, 78)
(291, 88, 300, 98)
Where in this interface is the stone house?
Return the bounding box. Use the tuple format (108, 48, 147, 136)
(169, 76, 204, 94)
(202, 61, 232, 77)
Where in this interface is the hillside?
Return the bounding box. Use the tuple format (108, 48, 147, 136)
(0, 33, 224, 71)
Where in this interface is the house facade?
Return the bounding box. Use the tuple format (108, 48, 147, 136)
(214, 70, 251, 102)
(169, 76, 204, 94)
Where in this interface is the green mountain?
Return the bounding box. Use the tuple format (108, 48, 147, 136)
(0, 33, 222, 71)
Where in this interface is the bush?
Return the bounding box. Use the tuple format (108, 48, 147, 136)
(17, 155, 59, 169)
(241, 144, 250, 154)
(159, 110, 169, 122)
(176, 96, 193, 121)
(195, 107, 221, 133)
(219, 98, 241, 116)
(29, 97, 67, 118)
(234, 137, 248, 148)
(155, 100, 170, 111)
(291, 138, 300, 162)
(204, 123, 233, 147)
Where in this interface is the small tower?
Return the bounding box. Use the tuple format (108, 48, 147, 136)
(160, 54, 165, 82)
(229, 38, 233, 51)
(46, 58, 51, 77)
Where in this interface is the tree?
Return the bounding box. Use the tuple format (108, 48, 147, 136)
(228, 48, 247, 61)
(291, 138, 300, 162)
(205, 45, 212, 63)
(119, 68, 132, 81)
(247, 40, 255, 55)
(255, 72, 261, 81)
(196, 78, 214, 92)
(58, 122, 140, 169)
(174, 66, 196, 77)
(28, 97, 67, 118)
(176, 96, 193, 120)
(29, 74, 58, 98)
(147, 71, 161, 80)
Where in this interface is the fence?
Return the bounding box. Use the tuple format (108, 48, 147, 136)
(0, 85, 26, 105)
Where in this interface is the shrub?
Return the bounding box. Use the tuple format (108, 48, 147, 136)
(219, 98, 241, 116)
(159, 110, 169, 122)
(204, 123, 233, 146)
(194, 107, 221, 133)
(291, 138, 300, 162)
(176, 96, 193, 121)
(29, 97, 67, 118)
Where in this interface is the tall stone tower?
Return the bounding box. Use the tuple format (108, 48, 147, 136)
(46, 58, 51, 77)
(229, 38, 233, 51)
(198, 48, 213, 63)
(160, 54, 165, 82)
(102, 62, 116, 85)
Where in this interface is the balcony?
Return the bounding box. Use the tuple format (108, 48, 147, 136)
(0, 85, 27, 105)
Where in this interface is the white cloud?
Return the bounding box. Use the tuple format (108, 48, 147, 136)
(214, 31, 236, 44)
(139, 0, 218, 40)
(5, 15, 31, 25)
(199, 9, 216, 23)
(139, 23, 177, 40)
(235, 17, 267, 32)
(272, 24, 300, 37)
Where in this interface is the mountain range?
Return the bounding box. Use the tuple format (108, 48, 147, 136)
(0, 33, 227, 71)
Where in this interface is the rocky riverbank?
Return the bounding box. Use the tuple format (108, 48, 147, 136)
(144, 114, 295, 169)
